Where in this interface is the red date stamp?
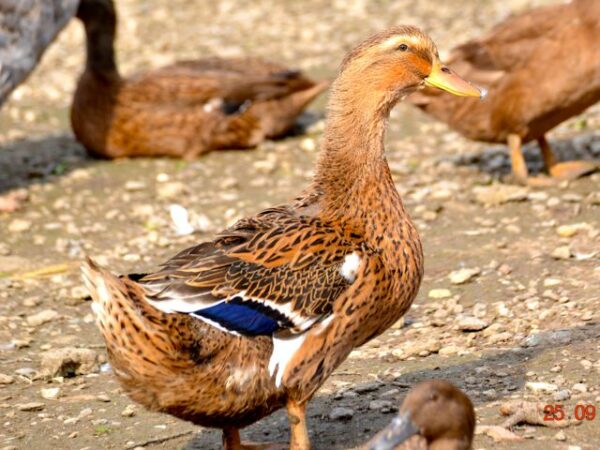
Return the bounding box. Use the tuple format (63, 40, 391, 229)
(544, 404, 597, 421)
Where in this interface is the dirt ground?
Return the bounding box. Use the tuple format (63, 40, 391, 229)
(1, 0, 599, 449)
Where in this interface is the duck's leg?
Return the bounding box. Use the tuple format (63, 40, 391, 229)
(538, 135, 557, 169)
(287, 400, 310, 450)
(508, 133, 528, 183)
(538, 135, 598, 180)
(223, 428, 243, 450)
(508, 134, 556, 187)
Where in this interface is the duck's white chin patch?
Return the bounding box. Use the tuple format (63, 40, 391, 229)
(340, 252, 360, 283)
(268, 333, 307, 388)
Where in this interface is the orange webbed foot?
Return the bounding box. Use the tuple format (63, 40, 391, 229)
(548, 160, 598, 180)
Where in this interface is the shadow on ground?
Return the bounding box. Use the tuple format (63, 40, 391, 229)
(0, 134, 95, 193)
(0, 109, 326, 195)
(439, 132, 600, 179)
(181, 322, 600, 450)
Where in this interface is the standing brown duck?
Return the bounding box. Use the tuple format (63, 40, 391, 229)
(410, 0, 600, 183)
(70, 0, 327, 159)
(82, 26, 482, 450)
(364, 381, 475, 450)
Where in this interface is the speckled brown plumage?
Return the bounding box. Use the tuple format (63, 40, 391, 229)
(410, 0, 600, 182)
(82, 26, 481, 450)
(363, 381, 475, 450)
(70, 0, 327, 159)
(82, 260, 286, 428)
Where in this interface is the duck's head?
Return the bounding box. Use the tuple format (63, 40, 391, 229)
(76, 0, 116, 31)
(368, 380, 475, 450)
(336, 26, 483, 111)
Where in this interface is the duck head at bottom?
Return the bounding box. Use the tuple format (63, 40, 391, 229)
(366, 380, 475, 450)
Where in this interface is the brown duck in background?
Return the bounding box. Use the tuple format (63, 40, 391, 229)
(410, 0, 600, 183)
(364, 381, 475, 450)
(70, 0, 327, 159)
(82, 26, 482, 450)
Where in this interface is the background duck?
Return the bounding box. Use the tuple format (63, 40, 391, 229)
(364, 380, 475, 450)
(82, 26, 482, 449)
(409, 0, 600, 184)
(70, 0, 327, 159)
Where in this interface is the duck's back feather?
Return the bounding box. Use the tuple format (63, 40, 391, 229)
(127, 57, 316, 106)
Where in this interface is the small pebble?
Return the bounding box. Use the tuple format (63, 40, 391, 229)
(526, 381, 558, 393)
(8, 219, 32, 233)
(124, 180, 146, 191)
(458, 316, 489, 332)
(554, 430, 566, 441)
(368, 400, 394, 413)
(428, 289, 451, 299)
(26, 309, 59, 327)
(40, 387, 60, 400)
(552, 246, 571, 260)
(121, 404, 136, 417)
(0, 373, 15, 384)
(328, 407, 354, 421)
(553, 390, 571, 402)
(449, 267, 480, 285)
(17, 402, 45, 412)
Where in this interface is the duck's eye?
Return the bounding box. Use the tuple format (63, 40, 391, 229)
(441, 67, 451, 74)
(398, 43, 409, 52)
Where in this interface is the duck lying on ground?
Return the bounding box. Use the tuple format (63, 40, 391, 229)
(71, 0, 327, 159)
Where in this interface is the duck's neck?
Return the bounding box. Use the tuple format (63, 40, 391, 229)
(80, 7, 119, 77)
(314, 75, 405, 231)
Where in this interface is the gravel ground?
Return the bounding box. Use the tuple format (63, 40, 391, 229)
(1, 1, 599, 449)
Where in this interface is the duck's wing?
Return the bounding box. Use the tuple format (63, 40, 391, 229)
(126, 57, 317, 108)
(139, 206, 363, 336)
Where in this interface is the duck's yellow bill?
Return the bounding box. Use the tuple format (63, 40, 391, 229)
(424, 60, 485, 98)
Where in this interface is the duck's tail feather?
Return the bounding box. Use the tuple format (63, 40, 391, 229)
(81, 258, 184, 374)
(254, 79, 329, 139)
(81, 257, 133, 332)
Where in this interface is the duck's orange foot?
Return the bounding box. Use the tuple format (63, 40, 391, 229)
(549, 160, 598, 180)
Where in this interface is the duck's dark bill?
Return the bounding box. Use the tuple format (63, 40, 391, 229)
(425, 60, 484, 98)
(368, 412, 420, 450)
